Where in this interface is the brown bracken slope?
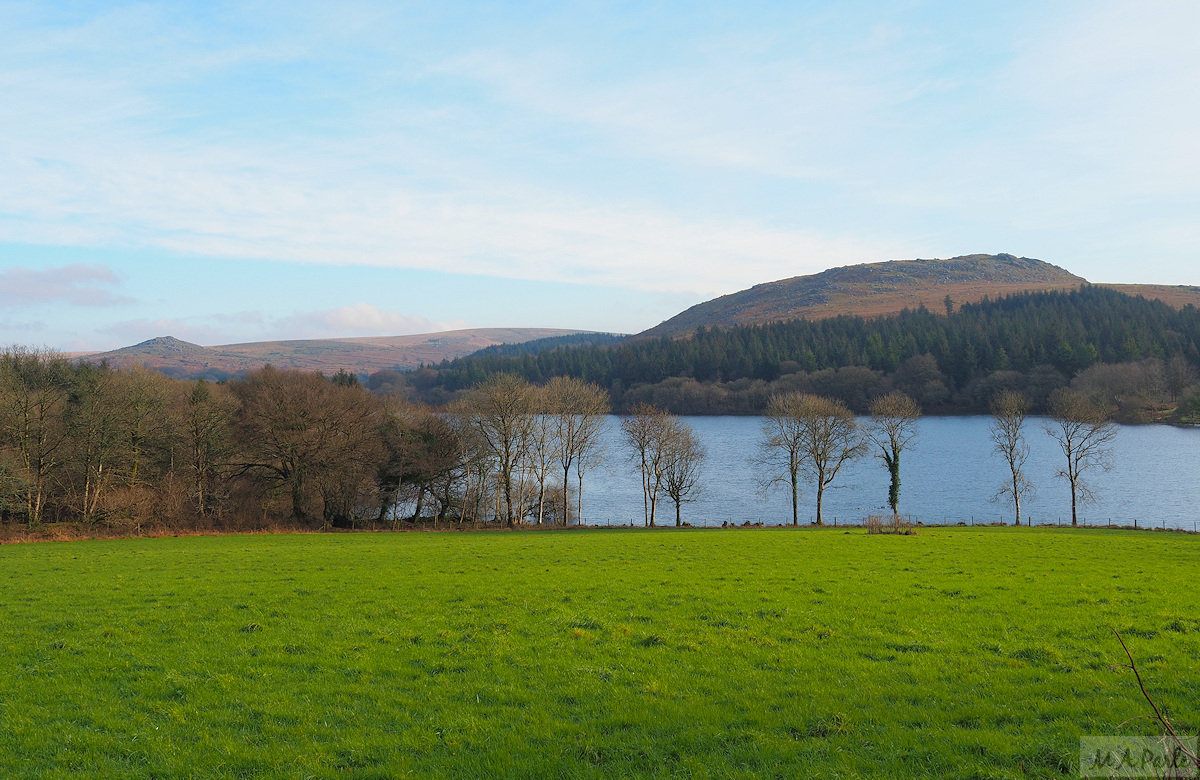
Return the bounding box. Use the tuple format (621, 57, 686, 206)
(85, 328, 587, 378)
(1099, 283, 1200, 310)
(638, 253, 1200, 339)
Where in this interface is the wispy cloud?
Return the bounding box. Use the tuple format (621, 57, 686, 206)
(0, 3, 913, 300)
(97, 304, 464, 348)
(98, 317, 233, 348)
(1000, 1, 1200, 199)
(2, 0, 1199, 342)
(0, 316, 45, 335)
(0, 264, 133, 306)
(432, 35, 902, 182)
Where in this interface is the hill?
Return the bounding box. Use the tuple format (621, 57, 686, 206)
(638, 253, 1200, 339)
(87, 328, 588, 380)
(418, 286, 1200, 419)
(1099, 283, 1200, 309)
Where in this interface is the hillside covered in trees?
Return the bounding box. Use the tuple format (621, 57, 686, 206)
(406, 286, 1200, 421)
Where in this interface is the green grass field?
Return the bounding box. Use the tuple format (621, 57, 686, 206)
(2, 527, 1198, 778)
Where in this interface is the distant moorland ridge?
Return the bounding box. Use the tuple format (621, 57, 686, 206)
(83, 328, 589, 380)
(80, 254, 1200, 384)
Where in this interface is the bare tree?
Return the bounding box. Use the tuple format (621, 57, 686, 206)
(1071, 359, 1166, 415)
(545, 376, 609, 526)
(867, 391, 921, 527)
(794, 394, 866, 526)
(233, 367, 385, 524)
(177, 379, 237, 520)
(621, 403, 678, 527)
(0, 348, 73, 525)
(118, 366, 171, 488)
(1046, 388, 1117, 527)
(375, 398, 463, 526)
(525, 386, 558, 525)
(623, 406, 703, 528)
(443, 400, 495, 526)
(662, 421, 705, 526)
(62, 363, 127, 523)
(464, 374, 534, 526)
(1165, 354, 1196, 403)
(394, 408, 470, 526)
(759, 393, 807, 526)
(989, 389, 1033, 526)
(573, 411, 607, 526)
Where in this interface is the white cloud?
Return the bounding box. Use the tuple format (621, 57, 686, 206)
(0, 316, 46, 336)
(0, 264, 133, 306)
(0, 4, 913, 301)
(98, 317, 233, 348)
(3, 0, 1199, 310)
(0, 116, 903, 298)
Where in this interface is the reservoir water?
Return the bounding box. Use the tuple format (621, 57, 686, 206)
(575, 416, 1200, 529)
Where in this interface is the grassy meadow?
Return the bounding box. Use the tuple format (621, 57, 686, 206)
(1, 527, 1198, 778)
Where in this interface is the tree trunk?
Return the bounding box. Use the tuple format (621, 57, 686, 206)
(562, 464, 572, 526)
(82, 469, 93, 520)
(887, 452, 901, 526)
(641, 459, 650, 527)
(504, 470, 515, 526)
(494, 471, 502, 523)
(29, 483, 44, 527)
(439, 483, 452, 523)
(413, 487, 425, 523)
(576, 472, 584, 527)
(790, 469, 799, 527)
(815, 480, 824, 526)
(129, 436, 141, 487)
(1013, 475, 1021, 526)
(291, 476, 307, 521)
(86, 462, 105, 520)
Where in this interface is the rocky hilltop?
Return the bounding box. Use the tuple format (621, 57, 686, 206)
(639, 254, 1086, 338)
(638, 253, 1200, 339)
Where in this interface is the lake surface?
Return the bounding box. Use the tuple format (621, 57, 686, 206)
(575, 416, 1200, 529)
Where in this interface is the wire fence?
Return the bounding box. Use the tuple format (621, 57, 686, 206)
(387, 511, 1198, 533)
(582, 513, 1198, 532)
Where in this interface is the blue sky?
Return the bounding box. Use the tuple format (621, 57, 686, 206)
(2, 1, 1198, 351)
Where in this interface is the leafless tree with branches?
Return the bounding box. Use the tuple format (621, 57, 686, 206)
(662, 422, 705, 527)
(1046, 388, 1116, 527)
(546, 377, 609, 526)
(990, 389, 1034, 526)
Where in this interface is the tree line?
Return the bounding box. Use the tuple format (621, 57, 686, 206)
(752, 386, 1115, 531)
(401, 286, 1200, 421)
(0, 350, 609, 533)
(2, 345, 1122, 536)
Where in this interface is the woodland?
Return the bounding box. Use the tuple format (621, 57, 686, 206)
(404, 287, 1200, 421)
(0, 357, 613, 534)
